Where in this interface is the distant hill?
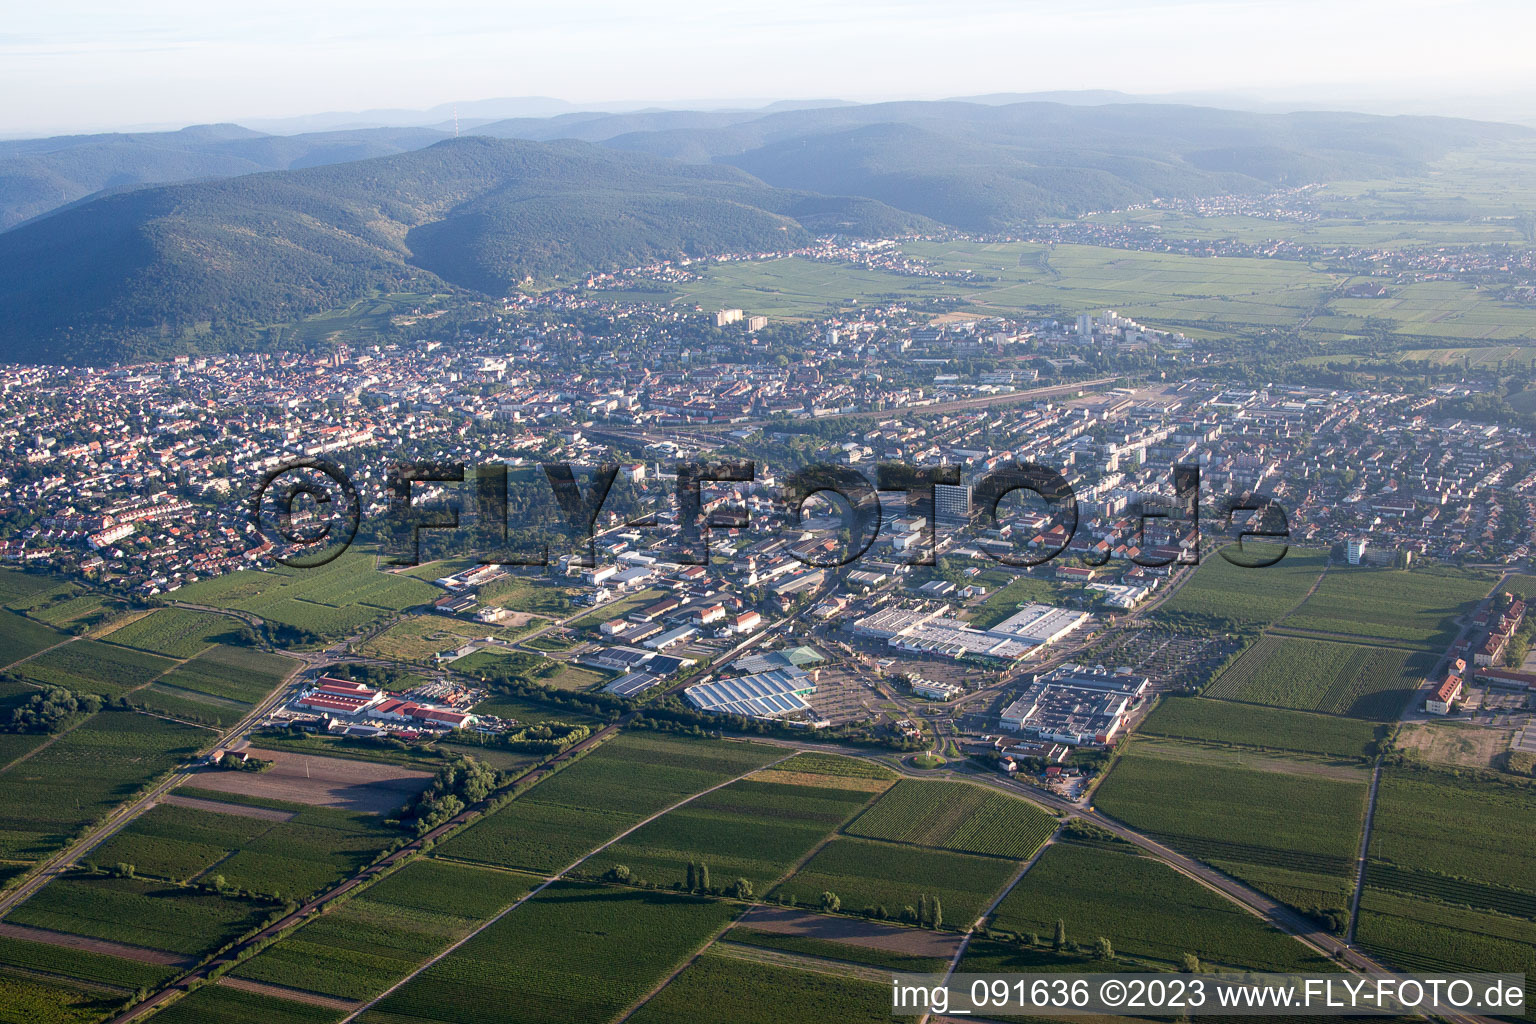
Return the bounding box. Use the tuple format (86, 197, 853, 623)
(0, 124, 451, 229)
(1, 98, 1529, 365)
(0, 137, 931, 365)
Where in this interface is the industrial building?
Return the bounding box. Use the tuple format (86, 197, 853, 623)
(684, 667, 818, 720)
(998, 664, 1148, 745)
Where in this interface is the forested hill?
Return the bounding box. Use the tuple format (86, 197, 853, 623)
(0, 136, 930, 366)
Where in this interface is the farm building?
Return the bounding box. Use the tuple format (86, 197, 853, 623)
(293, 677, 384, 716)
(1427, 675, 1463, 715)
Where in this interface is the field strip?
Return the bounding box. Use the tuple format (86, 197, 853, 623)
(337, 747, 799, 1024)
(215, 975, 362, 1010)
(710, 939, 891, 983)
(1346, 761, 1383, 944)
(735, 906, 963, 959)
(158, 793, 295, 821)
(0, 921, 194, 966)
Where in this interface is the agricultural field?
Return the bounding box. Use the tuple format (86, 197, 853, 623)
(357, 615, 532, 663)
(151, 644, 296, 704)
(772, 837, 1017, 926)
(1203, 634, 1433, 720)
(1154, 545, 1327, 632)
(720, 926, 949, 974)
(0, 608, 67, 665)
(1093, 741, 1368, 916)
(130, 683, 250, 729)
(1279, 565, 1490, 648)
(578, 775, 877, 890)
(0, 971, 122, 1024)
(98, 608, 241, 658)
(990, 844, 1327, 972)
(0, 569, 71, 608)
(769, 752, 897, 780)
(0, 712, 206, 861)
(144, 984, 345, 1024)
(466, 692, 599, 727)
(360, 883, 740, 1024)
(627, 950, 890, 1024)
(88, 796, 399, 899)
(436, 733, 783, 873)
(232, 859, 537, 1001)
(842, 780, 1057, 859)
(1139, 696, 1380, 759)
(19, 592, 130, 635)
(182, 750, 434, 815)
(7, 875, 274, 958)
(172, 550, 442, 639)
(1356, 890, 1536, 1021)
(14, 640, 176, 697)
(0, 934, 176, 991)
(1366, 768, 1536, 910)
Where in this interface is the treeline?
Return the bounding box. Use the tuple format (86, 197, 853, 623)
(2, 683, 101, 733)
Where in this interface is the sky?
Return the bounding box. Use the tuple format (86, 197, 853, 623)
(5, 0, 1536, 136)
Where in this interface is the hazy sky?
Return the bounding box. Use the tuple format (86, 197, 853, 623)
(5, 0, 1536, 135)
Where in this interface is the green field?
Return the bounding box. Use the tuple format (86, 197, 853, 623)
(0, 971, 122, 1024)
(172, 550, 442, 639)
(151, 644, 296, 704)
(842, 780, 1056, 859)
(361, 883, 739, 1024)
(233, 859, 537, 1001)
(579, 775, 875, 890)
(0, 712, 206, 861)
(8, 875, 273, 957)
(15, 640, 176, 697)
(1279, 565, 1490, 647)
(88, 798, 398, 899)
(99, 608, 241, 658)
(627, 950, 890, 1024)
(1093, 742, 1368, 916)
(1366, 769, 1536, 908)
(1204, 634, 1432, 720)
(0, 934, 176, 990)
(1140, 696, 1380, 759)
(990, 843, 1327, 971)
(720, 927, 947, 973)
(770, 752, 897, 780)
(0, 609, 68, 664)
(436, 733, 784, 873)
(144, 984, 344, 1024)
(1155, 546, 1327, 632)
(773, 837, 1017, 927)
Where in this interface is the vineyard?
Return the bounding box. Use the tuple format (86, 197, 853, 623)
(579, 776, 875, 890)
(770, 752, 897, 780)
(843, 780, 1057, 859)
(1203, 634, 1429, 720)
(15, 640, 176, 697)
(146, 986, 342, 1024)
(364, 883, 740, 1024)
(0, 608, 66, 663)
(773, 837, 1017, 926)
(626, 951, 890, 1024)
(436, 733, 783, 873)
(0, 934, 176, 990)
(1153, 545, 1327, 632)
(990, 844, 1328, 972)
(1093, 743, 1368, 912)
(1140, 696, 1380, 758)
(100, 608, 237, 658)
(1280, 565, 1490, 647)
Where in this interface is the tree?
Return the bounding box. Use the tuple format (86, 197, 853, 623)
(731, 877, 753, 899)
(821, 891, 841, 913)
(606, 865, 632, 883)
(698, 862, 710, 891)
(919, 894, 930, 927)
(1094, 937, 1114, 960)
(901, 905, 918, 924)
(210, 874, 227, 892)
(1053, 919, 1067, 950)
(930, 896, 942, 930)
(685, 862, 697, 890)
(1181, 953, 1201, 973)
(114, 863, 135, 879)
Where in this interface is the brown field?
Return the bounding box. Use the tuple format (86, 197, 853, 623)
(0, 922, 193, 966)
(735, 906, 963, 959)
(159, 793, 295, 822)
(1396, 721, 1514, 770)
(185, 748, 433, 813)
